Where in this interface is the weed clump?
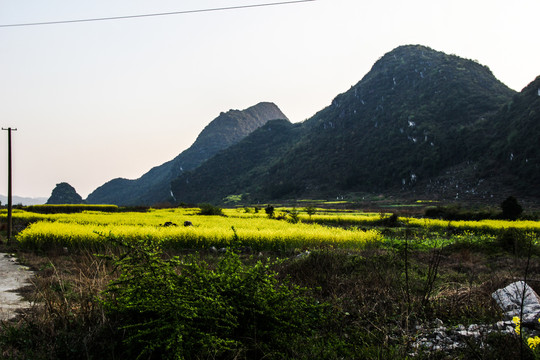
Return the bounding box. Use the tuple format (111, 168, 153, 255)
(101, 236, 331, 359)
(197, 203, 224, 216)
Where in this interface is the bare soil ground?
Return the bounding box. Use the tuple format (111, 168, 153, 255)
(0, 253, 33, 321)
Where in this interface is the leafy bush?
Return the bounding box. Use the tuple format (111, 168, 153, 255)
(304, 206, 317, 218)
(496, 228, 536, 256)
(424, 204, 498, 221)
(197, 203, 224, 216)
(288, 207, 300, 224)
(501, 196, 523, 220)
(264, 205, 275, 218)
(25, 204, 119, 214)
(101, 236, 329, 359)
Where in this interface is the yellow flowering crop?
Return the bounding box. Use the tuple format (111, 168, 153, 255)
(406, 217, 540, 234)
(14, 208, 381, 250)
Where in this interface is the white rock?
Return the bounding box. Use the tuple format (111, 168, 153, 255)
(492, 281, 540, 323)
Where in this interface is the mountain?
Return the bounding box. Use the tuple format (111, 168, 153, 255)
(0, 195, 47, 206)
(171, 119, 302, 204)
(47, 182, 84, 204)
(483, 76, 540, 196)
(86, 102, 287, 205)
(171, 45, 522, 203)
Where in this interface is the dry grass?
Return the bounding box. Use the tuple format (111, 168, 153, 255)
(0, 247, 119, 359)
(1, 237, 539, 359)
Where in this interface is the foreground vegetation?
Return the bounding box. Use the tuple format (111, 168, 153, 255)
(1, 203, 540, 359)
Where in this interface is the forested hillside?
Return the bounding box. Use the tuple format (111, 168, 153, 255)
(86, 102, 287, 205)
(171, 119, 302, 204)
(171, 45, 524, 204)
(483, 76, 540, 196)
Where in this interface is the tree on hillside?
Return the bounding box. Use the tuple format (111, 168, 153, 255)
(501, 196, 523, 220)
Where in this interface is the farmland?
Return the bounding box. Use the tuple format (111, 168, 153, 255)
(1, 203, 540, 359)
(11, 207, 381, 251)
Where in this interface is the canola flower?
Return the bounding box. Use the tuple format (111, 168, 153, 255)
(6, 207, 540, 250)
(513, 316, 521, 335)
(14, 208, 381, 250)
(406, 217, 540, 234)
(512, 317, 540, 350)
(528, 336, 540, 350)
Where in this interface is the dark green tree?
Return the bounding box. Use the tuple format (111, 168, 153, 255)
(198, 203, 223, 216)
(304, 206, 317, 219)
(501, 196, 523, 220)
(265, 205, 275, 218)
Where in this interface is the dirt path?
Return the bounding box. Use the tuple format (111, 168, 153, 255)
(0, 253, 33, 321)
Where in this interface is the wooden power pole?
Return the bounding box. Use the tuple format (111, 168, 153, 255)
(2, 127, 16, 242)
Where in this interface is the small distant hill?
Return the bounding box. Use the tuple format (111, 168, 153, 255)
(0, 195, 47, 206)
(171, 45, 520, 203)
(47, 182, 84, 204)
(86, 102, 288, 206)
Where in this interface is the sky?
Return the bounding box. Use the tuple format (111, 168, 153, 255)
(0, 0, 539, 200)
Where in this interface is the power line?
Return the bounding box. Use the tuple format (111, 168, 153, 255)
(0, 0, 316, 28)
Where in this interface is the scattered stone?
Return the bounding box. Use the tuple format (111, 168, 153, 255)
(184, 221, 193, 227)
(161, 221, 177, 227)
(410, 282, 540, 356)
(410, 318, 517, 355)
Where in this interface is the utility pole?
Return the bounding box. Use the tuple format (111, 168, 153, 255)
(2, 127, 17, 242)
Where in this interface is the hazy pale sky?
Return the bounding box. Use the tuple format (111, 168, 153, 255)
(0, 0, 539, 199)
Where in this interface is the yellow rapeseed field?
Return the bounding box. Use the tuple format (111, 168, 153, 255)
(6, 207, 540, 250)
(12, 208, 381, 250)
(405, 217, 540, 233)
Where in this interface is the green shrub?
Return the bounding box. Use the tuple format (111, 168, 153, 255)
(25, 204, 119, 214)
(496, 228, 535, 255)
(424, 204, 498, 221)
(100, 236, 328, 359)
(501, 196, 523, 220)
(288, 207, 300, 224)
(304, 206, 317, 218)
(197, 203, 224, 216)
(265, 205, 275, 218)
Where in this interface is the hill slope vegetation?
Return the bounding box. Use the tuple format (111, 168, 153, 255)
(86, 102, 287, 205)
(172, 45, 527, 203)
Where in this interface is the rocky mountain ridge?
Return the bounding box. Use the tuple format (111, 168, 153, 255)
(50, 45, 540, 206)
(171, 45, 536, 204)
(85, 102, 287, 205)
